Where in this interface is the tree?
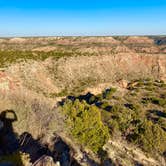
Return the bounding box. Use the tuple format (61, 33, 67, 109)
(61, 99, 109, 153)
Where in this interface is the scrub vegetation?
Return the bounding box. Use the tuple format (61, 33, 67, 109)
(59, 79, 166, 157)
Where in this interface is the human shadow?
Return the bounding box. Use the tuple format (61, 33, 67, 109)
(19, 132, 81, 165)
(19, 132, 51, 163)
(0, 110, 23, 165)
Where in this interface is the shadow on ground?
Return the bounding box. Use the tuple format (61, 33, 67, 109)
(0, 110, 23, 165)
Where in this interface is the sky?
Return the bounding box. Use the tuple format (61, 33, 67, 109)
(0, 0, 166, 37)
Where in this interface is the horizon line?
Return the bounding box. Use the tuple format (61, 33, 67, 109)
(0, 34, 166, 38)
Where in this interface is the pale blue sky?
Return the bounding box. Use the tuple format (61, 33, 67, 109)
(0, 0, 166, 36)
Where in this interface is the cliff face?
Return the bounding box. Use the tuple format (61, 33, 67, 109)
(2, 52, 165, 97)
(53, 53, 166, 85)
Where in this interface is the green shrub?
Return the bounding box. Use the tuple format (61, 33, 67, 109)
(100, 101, 111, 110)
(112, 108, 133, 132)
(151, 97, 166, 107)
(106, 103, 144, 136)
(103, 87, 117, 100)
(109, 120, 119, 133)
(130, 92, 137, 96)
(111, 104, 122, 113)
(157, 117, 166, 129)
(125, 103, 144, 118)
(141, 97, 166, 107)
(101, 109, 112, 123)
(0, 50, 89, 67)
(108, 105, 134, 133)
(160, 83, 166, 88)
(136, 80, 144, 87)
(60, 99, 110, 153)
(142, 97, 151, 104)
(129, 120, 166, 154)
(96, 94, 103, 101)
(88, 95, 98, 104)
(144, 86, 155, 91)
